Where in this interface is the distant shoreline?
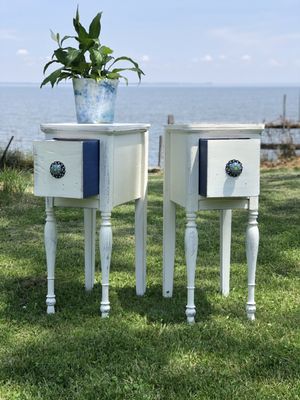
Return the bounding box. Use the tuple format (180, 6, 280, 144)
(0, 82, 299, 88)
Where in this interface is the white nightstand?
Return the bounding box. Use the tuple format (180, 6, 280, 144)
(34, 123, 149, 317)
(163, 124, 264, 323)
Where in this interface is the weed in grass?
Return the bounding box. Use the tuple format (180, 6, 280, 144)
(0, 167, 30, 194)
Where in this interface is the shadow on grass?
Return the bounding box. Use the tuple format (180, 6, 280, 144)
(1, 270, 213, 326)
(0, 295, 299, 399)
(1, 172, 300, 398)
(116, 284, 214, 324)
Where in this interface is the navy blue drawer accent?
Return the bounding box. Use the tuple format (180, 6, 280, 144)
(82, 140, 100, 197)
(199, 139, 208, 196)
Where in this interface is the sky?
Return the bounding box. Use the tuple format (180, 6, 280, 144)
(0, 0, 300, 85)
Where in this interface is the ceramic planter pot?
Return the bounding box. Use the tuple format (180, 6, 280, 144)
(73, 78, 119, 123)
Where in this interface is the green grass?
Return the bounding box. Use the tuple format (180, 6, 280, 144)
(0, 167, 299, 399)
(0, 168, 31, 196)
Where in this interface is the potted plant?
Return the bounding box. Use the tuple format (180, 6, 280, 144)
(41, 8, 144, 123)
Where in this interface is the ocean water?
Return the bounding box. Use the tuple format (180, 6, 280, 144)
(0, 84, 299, 166)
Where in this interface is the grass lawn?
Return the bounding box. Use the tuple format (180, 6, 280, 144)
(0, 167, 299, 399)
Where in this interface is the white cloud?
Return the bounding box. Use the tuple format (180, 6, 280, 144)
(201, 54, 213, 62)
(241, 54, 251, 61)
(218, 54, 226, 60)
(141, 55, 150, 62)
(0, 29, 18, 40)
(16, 48, 29, 56)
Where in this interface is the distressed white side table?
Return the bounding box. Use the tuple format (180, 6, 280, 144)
(163, 124, 264, 323)
(34, 123, 149, 317)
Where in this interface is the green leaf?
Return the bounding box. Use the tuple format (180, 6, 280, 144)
(73, 6, 80, 33)
(40, 68, 63, 88)
(78, 37, 95, 52)
(89, 70, 102, 80)
(89, 49, 103, 66)
(60, 35, 76, 46)
(109, 56, 145, 81)
(50, 30, 60, 45)
(43, 59, 59, 74)
(53, 48, 68, 65)
(56, 71, 73, 84)
(65, 48, 82, 66)
(100, 45, 113, 56)
(71, 61, 91, 76)
(106, 72, 120, 79)
(73, 6, 89, 40)
(89, 12, 102, 38)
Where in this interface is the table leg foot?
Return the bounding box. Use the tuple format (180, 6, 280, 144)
(100, 299, 110, 318)
(186, 306, 196, 324)
(246, 303, 256, 321)
(46, 295, 56, 314)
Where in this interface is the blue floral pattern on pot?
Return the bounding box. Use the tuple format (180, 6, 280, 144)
(73, 78, 118, 123)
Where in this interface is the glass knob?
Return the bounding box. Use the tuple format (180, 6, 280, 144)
(225, 159, 243, 177)
(50, 161, 66, 179)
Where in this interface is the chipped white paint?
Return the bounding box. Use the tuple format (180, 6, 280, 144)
(100, 212, 112, 318)
(45, 197, 57, 314)
(35, 123, 149, 317)
(163, 123, 263, 323)
(246, 210, 259, 321)
(34, 140, 88, 199)
(185, 212, 198, 324)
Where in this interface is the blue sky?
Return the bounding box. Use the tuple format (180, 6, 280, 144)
(0, 0, 299, 84)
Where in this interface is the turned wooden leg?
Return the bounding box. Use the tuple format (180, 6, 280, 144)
(45, 197, 57, 314)
(185, 212, 198, 324)
(135, 128, 148, 296)
(84, 208, 96, 291)
(163, 199, 176, 297)
(100, 212, 112, 318)
(220, 209, 232, 296)
(135, 196, 147, 296)
(246, 210, 259, 321)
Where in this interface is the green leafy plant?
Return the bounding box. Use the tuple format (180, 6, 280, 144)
(41, 8, 144, 87)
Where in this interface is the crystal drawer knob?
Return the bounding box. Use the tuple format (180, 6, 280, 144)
(50, 161, 66, 179)
(225, 159, 243, 177)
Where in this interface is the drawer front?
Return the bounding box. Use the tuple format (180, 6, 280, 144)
(34, 139, 99, 198)
(199, 138, 260, 197)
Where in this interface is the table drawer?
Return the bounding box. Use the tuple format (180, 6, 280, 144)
(34, 139, 99, 198)
(199, 138, 260, 197)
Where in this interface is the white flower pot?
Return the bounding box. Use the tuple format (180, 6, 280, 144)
(73, 78, 119, 123)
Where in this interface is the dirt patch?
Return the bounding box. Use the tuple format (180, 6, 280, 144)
(261, 156, 300, 170)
